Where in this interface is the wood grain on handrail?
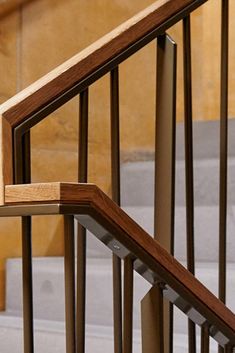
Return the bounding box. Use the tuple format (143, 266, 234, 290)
(0, 0, 206, 125)
(4, 182, 235, 344)
(0, 0, 208, 203)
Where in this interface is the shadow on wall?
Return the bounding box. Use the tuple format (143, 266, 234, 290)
(0, 0, 33, 19)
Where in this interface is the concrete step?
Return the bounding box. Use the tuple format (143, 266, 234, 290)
(0, 314, 219, 353)
(120, 120, 235, 208)
(83, 203, 235, 262)
(0, 316, 139, 353)
(4, 257, 235, 336)
(123, 205, 235, 263)
(121, 158, 235, 207)
(5, 257, 150, 328)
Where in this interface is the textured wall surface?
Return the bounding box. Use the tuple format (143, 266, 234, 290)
(0, 0, 234, 309)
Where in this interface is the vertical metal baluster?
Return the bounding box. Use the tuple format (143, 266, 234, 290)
(22, 215, 34, 353)
(142, 33, 176, 353)
(19, 131, 34, 353)
(110, 67, 123, 353)
(219, 0, 229, 306)
(77, 88, 89, 353)
(201, 326, 210, 353)
(141, 284, 164, 353)
(183, 15, 196, 353)
(64, 215, 76, 353)
(155, 33, 176, 353)
(219, 1, 229, 352)
(123, 257, 133, 353)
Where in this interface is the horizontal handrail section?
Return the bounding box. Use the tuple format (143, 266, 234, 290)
(2, 182, 235, 347)
(0, 0, 208, 204)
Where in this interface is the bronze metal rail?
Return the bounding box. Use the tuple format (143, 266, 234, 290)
(64, 215, 76, 353)
(110, 67, 124, 353)
(219, 0, 229, 308)
(154, 33, 176, 353)
(219, 2, 229, 352)
(183, 14, 197, 353)
(18, 131, 34, 353)
(77, 89, 89, 353)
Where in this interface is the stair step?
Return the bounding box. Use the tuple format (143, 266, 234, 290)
(85, 204, 235, 262)
(123, 205, 235, 263)
(5, 257, 150, 328)
(121, 159, 235, 207)
(5, 257, 235, 336)
(0, 314, 219, 353)
(121, 120, 235, 207)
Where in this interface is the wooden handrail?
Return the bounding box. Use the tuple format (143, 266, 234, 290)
(0, 0, 208, 204)
(0, 0, 207, 126)
(2, 181, 235, 346)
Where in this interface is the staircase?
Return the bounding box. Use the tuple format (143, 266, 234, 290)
(0, 1, 235, 353)
(1, 120, 235, 352)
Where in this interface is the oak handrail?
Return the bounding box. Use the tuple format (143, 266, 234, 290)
(2, 181, 235, 346)
(0, 0, 208, 203)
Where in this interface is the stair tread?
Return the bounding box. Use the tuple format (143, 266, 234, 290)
(0, 313, 218, 353)
(5, 257, 235, 331)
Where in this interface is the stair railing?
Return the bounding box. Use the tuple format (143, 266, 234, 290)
(0, 1, 234, 353)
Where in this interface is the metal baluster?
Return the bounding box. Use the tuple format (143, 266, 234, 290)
(20, 131, 34, 353)
(142, 33, 176, 353)
(156, 33, 177, 353)
(64, 215, 76, 353)
(155, 33, 177, 353)
(110, 67, 123, 353)
(219, 1, 229, 352)
(219, 0, 229, 305)
(22, 215, 34, 353)
(183, 15, 196, 353)
(201, 326, 210, 353)
(77, 88, 89, 353)
(123, 257, 133, 353)
(141, 284, 164, 353)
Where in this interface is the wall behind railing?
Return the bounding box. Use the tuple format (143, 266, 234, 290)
(0, 0, 156, 311)
(0, 0, 235, 310)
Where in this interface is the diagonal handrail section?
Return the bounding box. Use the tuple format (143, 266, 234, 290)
(0, 0, 209, 204)
(2, 182, 235, 347)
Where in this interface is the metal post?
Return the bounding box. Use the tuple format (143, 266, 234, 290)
(110, 67, 123, 353)
(219, 2, 229, 352)
(77, 88, 89, 353)
(183, 15, 196, 353)
(64, 215, 76, 353)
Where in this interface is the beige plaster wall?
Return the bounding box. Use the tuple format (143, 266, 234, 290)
(0, 0, 234, 309)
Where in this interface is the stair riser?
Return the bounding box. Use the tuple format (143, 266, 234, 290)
(0, 319, 218, 353)
(5, 258, 235, 335)
(121, 160, 235, 207)
(123, 206, 235, 263)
